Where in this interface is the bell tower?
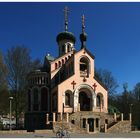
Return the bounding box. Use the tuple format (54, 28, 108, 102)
(56, 6, 76, 56)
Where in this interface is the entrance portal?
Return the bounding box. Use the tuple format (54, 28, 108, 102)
(79, 91, 91, 111)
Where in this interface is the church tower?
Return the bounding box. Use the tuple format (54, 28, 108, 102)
(56, 7, 76, 56)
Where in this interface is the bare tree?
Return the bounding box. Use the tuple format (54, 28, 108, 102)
(132, 82, 140, 126)
(0, 51, 9, 114)
(133, 82, 140, 101)
(5, 46, 41, 128)
(0, 51, 7, 87)
(95, 68, 118, 96)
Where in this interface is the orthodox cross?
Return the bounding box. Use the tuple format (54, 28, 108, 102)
(82, 14, 85, 33)
(63, 6, 69, 32)
(93, 83, 97, 92)
(71, 81, 76, 89)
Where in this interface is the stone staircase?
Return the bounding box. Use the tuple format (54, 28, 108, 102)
(53, 120, 87, 134)
(52, 112, 131, 134)
(107, 121, 118, 129)
(107, 120, 131, 133)
(53, 111, 100, 134)
(69, 111, 115, 133)
(69, 122, 87, 133)
(69, 111, 115, 126)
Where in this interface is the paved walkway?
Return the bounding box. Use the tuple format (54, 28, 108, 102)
(0, 131, 140, 138)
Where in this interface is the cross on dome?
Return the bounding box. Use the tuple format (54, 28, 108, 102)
(63, 6, 69, 32)
(82, 14, 85, 33)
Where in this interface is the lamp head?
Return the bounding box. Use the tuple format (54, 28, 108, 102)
(9, 97, 13, 100)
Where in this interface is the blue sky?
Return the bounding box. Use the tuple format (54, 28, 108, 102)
(0, 2, 140, 93)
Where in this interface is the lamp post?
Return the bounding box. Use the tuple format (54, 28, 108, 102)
(9, 96, 13, 131)
(130, 104, 133, 114)
(129, 104, 133, 122)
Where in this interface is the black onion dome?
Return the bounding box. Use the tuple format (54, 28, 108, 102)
(56, 31, 76, 44)
(80, 32, 87, 42)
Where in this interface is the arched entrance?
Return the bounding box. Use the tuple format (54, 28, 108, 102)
(74, 84, 96, 112)
(79, 91, 91, 111)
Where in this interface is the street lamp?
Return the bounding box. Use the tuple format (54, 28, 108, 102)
(129, 104, 133, 122)
(9, 96, 13, 131)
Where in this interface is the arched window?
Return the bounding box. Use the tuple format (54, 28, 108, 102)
(97, 95, 101, 107)
(35, 77, 37, 84)
(55, 63, 58, 69)
(62, 59, 64, 65)
(79, 57, 90, 77)
(97, 93, 104, 108)
(42, 77, 45, 84)
(28, 89, 31, 111)
(59, 61, 61, 67)
(65, 57, 67, 62)
(67, 43, 71, 52)
(37, 77, 39, 84)
(52, 92, 57, 111)
(41, 77, 43, 84)
(65, 90, 73, 109)
(62, 45, 65, 53)
(41, 87, 48, 111)
(65, 92, 70, 106)
(46, 77, 48, 84)
(33, 88, 39, 111)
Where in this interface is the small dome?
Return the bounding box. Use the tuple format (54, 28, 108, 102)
(46, 54, 55, 61)
(56, 31, 76, 44)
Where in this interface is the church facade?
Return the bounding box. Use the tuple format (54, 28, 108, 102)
(25, 7, 110, 133)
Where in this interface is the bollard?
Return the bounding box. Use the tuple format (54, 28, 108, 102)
(99, 120, 101, 132)
(46, 113, 49, 124)
(129, 113, 132, 122)
(104, 123, 107, 133)
(78, 103, 80, 112)
(53, 113, 56, 123)
(66, 113, 69, 123)
(114, 113, 117, 122)
(86, 123, 89, 133)
(121, 113, 123, 121)
(60, 112, 62, 121)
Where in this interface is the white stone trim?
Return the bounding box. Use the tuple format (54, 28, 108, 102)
(74, 84, 96, 112)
